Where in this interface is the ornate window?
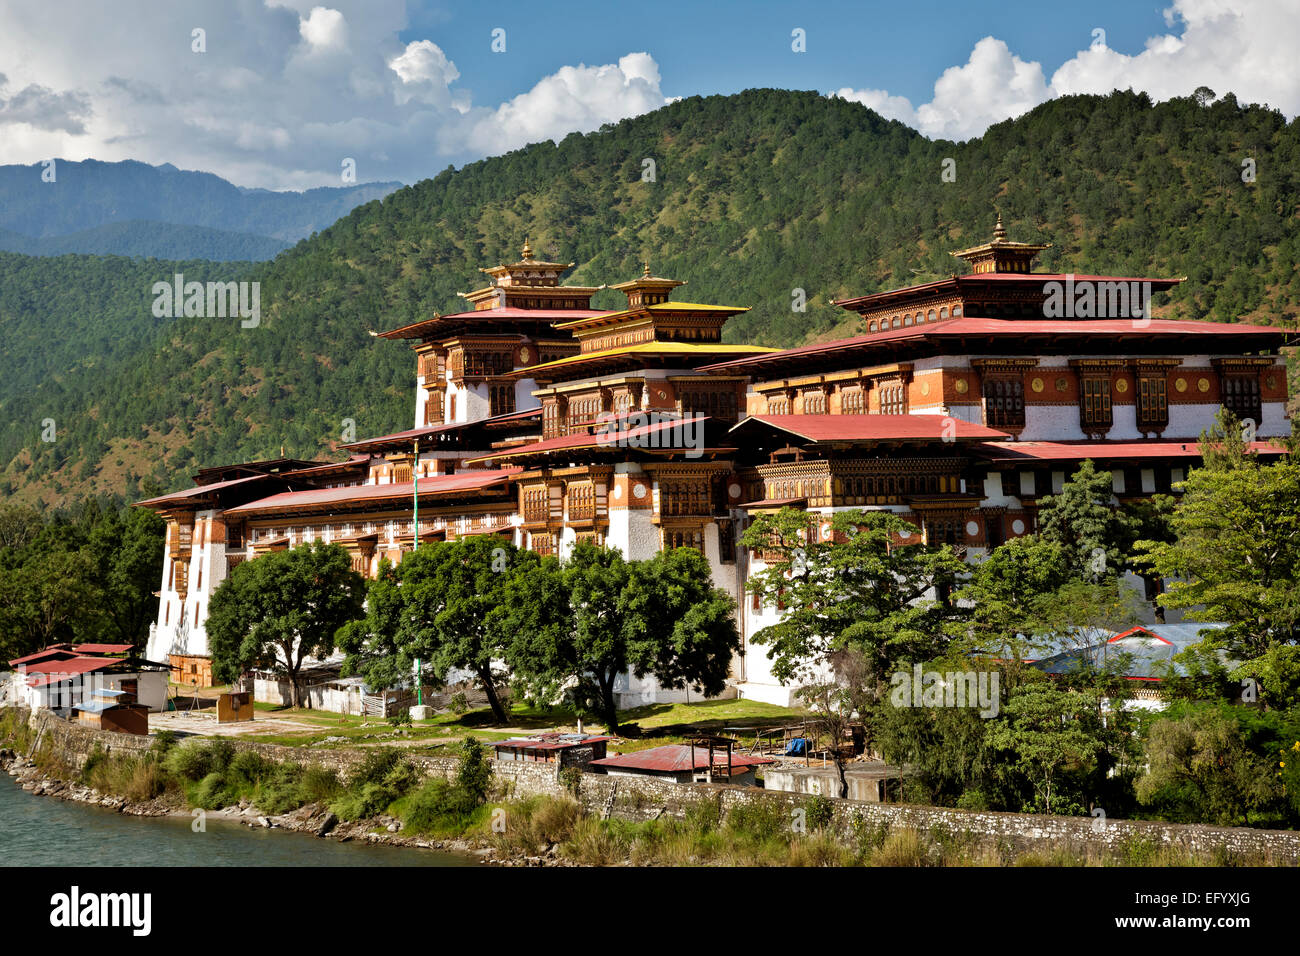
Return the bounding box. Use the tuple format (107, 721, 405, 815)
(717, 521, 736, 563)
(530, 533, 555, 557)
(1136, 374, 1168, 428)
(879, 381, 907, 415)
(490, 383, 515, 417)
(842, 388, 867, 415)
(663, 529, 704, 552)
(802, 389, 827, 415)
(543, 401, 562, 438)
(766, 394, 791, 415)
(1221, 372, 1261, 425)
(1080, 377, 1112, 430)
(982, 377, 1025, 429)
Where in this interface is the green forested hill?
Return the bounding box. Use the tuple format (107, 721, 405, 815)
(2, 88, 1298, 505)
(0, 221, 291, 261)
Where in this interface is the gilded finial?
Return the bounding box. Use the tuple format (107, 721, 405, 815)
(643, 261, 651, 278)
(521, 237, 533, 260)
(993, 212, 1006, 241)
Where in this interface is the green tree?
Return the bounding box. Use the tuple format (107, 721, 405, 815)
(1136, 704, 1286, 826)
(206, 541, 365, 705)
(1136, 446, 1300, 703)
(87, 505, 165, 649)
(340, 537, 525, 723)
(985, 678, 1111, 815)
(742, 508, 966, 689)
(501, 543, 738, 733)
(950, 536, 1071, 673)
(1036, 459, 1132, 581)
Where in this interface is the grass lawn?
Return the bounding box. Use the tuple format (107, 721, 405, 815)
(240, 698, 805, 750)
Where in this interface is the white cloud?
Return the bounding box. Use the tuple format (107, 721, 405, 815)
(830, 87, 917, 127)
(834, 0, 1300, 141)
(299, 7, 348, 52)
(0, 0, 671, 188)
(468, 52, 669, 155)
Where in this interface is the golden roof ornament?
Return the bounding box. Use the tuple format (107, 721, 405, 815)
(643, 261, 651, 277)
(993, 212, 1007, 241)
(521, 238, 534, 261)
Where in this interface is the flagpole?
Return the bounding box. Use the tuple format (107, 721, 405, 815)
(412, 436, 419, 552)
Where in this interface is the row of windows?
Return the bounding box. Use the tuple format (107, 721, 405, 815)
(868, 304, 962, 332)
(660, 481, 712, 516)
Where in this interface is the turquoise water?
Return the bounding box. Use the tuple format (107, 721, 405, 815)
(0, 774, 475, 867)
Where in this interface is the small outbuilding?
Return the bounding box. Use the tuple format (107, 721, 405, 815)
(589, 744, 774, 786)
(492, 733, 613, 768)
(216, 690, 254, 723)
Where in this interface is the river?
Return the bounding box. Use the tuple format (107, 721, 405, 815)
(0, 774, 475, 867)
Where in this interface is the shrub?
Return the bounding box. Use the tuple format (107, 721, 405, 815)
(163, 742, 213, 781)
(454, 737, 492, 803)
(804, 794, 834, 832)
(193, 772, 234, 810)
(726, 800, 790, 841)
(150, 730, 179, 756)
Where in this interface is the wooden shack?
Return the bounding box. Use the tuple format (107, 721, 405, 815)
(216, 690, 254, 723)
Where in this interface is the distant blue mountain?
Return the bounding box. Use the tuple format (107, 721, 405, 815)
(0, 159, 402, 260)
(0, 221, 292, 261)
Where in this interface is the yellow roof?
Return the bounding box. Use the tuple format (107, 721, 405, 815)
(552, 301, 749, 329)
(520, 340, 777, 374)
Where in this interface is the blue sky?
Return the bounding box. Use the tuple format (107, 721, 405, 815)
(0, 0, 1293, 189)
(398, 0, 1175, 109)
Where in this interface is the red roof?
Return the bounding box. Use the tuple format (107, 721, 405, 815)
(71, 644, 134, 655)
(24, 656, 120, 687)
(977, 440, 1287, 462)
(223, 468, 521, 516)
(340, 408, 543, 450)
(378, 308, 612, 339)
(700, 316, 1292, 372)
(468, 416, 723, 464)
(590, 744, 773, 773)
(7, 647, 79, 668)
(135, 473, 272, 507)
(733, 414, 1009, 442)
(492, 734, 615, 751)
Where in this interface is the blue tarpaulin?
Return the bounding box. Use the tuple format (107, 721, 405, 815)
(784, 737, 807, 756)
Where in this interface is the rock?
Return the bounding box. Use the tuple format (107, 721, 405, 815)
(316, 812, 339, 837)
(386, 823, 400, 833)
(257, 816, 271, 828)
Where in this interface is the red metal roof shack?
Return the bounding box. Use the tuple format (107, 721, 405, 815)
(23, 656, 121, 688)
(7, 646, 78, 668)
(590, 745, 774, 774)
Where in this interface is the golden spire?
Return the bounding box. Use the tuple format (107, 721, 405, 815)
(643, 261, 651, 277)
(993, 211, 1006, 241)
(520, 237, 534, 261)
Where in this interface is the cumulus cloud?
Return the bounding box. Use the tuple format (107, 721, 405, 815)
(0, 0, 671, 188)
(0, 75, 93, 134)
(469, 53, 668, 155)
(834, 0, 1300, 141)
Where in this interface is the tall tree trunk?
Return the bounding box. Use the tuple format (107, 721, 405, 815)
(599, 672, 620, 735)
(479, 667, 507, 724)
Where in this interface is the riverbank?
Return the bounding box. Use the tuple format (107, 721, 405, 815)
(6, 707, 1300, 867)
(0, 744, 556, 865)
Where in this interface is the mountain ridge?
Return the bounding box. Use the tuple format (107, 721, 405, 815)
(1, 88, 1297, 506)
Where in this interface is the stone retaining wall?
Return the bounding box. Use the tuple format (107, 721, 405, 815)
(10, 707, 1300, 863)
